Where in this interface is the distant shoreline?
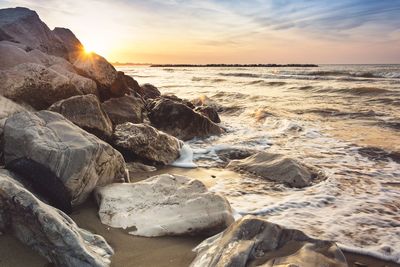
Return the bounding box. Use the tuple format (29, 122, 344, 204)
(150, 64, 318, 68)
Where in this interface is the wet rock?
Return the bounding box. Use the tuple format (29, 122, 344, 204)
(194, 106, 221, 123)
(49, 94, 113, 140)
(190, 215, 348, 267)
(3, 111, 128, 207)
(227, 152, 323, 188)
(149, 98, 223, 141)
(95, 174, 234, 237)
(358, 146, 400, 164)
(162, 94, 195, 109)
(126, 162, 157, 173)
(112, 122, 182, 165)
(216, 147, 256, 165)
(0, 63, 86, 109)
(0, 169, 114, 267)
(0, 7, 68, 58)
(101, 95, 147, 125)
(140, 83, 161, 99)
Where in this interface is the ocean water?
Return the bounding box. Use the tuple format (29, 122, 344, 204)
(119, 64, 400, 263)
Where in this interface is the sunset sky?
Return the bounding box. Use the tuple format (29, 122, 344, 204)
(1, 0, 400, 64)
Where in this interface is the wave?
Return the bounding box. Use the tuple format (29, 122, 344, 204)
(218, 72, 261, 78)
(316, 87, 392, 96)
(192, 77, 226, 83)
(302, 70, 400, 79)
(246, 80, 286, 86)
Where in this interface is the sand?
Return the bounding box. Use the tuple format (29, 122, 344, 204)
(0, 166, 399, 267)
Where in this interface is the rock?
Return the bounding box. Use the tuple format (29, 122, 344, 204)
(52, 27, 84, 60)
(126, 162, 157, 173)
(0, 41, 41, 69)
(95, 174, 234, 237)
(112, 122, 182, 165)
(0, 169, 114, 267)
(194, 106, 221, 123)
(3, 111, 128, 208)
(162, 94, 195, 109)
(0, 63, 83, 109)
(0, 7, 68, 58)
(123, 74, 142, 95)
(149, 98, 223, 141)
(101, 95, 147, 125)
(140, 83, 161, 99)
(72, 52, 120, 101)
(48, 94, 113, 140)
(215, 147, 256, 165)
(227, 152, 323, 188)
(190, 215, 348, 267)
(109, 71, 130, 98)
(0, 95, 29, 120)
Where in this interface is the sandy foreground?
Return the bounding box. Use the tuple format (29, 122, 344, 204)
(0, 167, 399, 267)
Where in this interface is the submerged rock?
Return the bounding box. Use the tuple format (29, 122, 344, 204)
(112, 122, 182, 165)
(101, 95, 147, 125)
(126, 162, 157, 173)
(190, 215, 348, 267)
(95, 174, 234, 237)
(0, 169, 114, 267)
(149, 98, 223, 141)
(227, 152, 323, 188)
(49, 94, 113, 140)
(194, 106, 221, 123)
(3, 111, 128, 208)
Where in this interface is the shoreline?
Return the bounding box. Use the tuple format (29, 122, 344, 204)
(1, 165, 399, 267)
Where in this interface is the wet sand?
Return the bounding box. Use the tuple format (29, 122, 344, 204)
(0, 167, 399, 267)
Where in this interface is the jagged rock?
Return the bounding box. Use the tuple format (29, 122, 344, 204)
(0, 169, 114, 267)
(0, 7, 68, 58)
(190, 215, 348, 267)
(112, 122, 182, 165)
(3, 111, 128, 208)
(149, 98, 223, 141)
(123, 74, 142, 95)
(101, 95, 147, 125)
(95, 174, 234, 237)
(49, 94, 113, 140)
(227, 152, 324, 188)
(194, 106, 221, 123)
(140, 83, 161, 99)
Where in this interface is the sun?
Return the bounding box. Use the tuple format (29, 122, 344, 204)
(83, 45, 94, 54)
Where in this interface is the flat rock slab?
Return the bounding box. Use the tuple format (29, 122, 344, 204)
(227, 152, 324, 188)
(95, 174, 234, 237)
(3, 110, 128, 209)
(0, 169, 113, 267)
(190, 215, 348, 267)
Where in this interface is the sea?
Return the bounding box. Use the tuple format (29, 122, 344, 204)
(118, 64, 400, 263)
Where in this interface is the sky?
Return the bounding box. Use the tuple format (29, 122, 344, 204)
(1, 0, 400, 64)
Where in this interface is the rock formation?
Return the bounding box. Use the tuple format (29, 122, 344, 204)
(190, 215, 348, 267)
(149, 98, 223, 141)
(0, 169, 114, 267)
(194, 106, 221, 123)
(112, 122, 182, 165)
(139, 83, 161, 99)
(3, 111, 128, 209)
(49, 94, 113, 140)
(227, 152, 324, 188)
(101, 95, 147, 125)
(95, 174, 234, 237)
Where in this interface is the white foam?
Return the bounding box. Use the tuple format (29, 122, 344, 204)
(170, 143, 197, 168)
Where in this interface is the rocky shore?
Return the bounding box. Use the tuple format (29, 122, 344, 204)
(0, 7, 398, 267)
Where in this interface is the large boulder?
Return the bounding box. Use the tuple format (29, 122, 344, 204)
(112, 122, 182, 165)
(95, 174, 234, 237)
(3, 111, 128, 209)
(0, 7, 68, 58)
(123, 74, 142, 95)
(48, 94, 113, 140)
(72, 53, 125, 101)
(52, 27, 83, 60)
(0, 169, 114, 267)
(227, 152, 324, 188)
(0, 63, 82, 109)
(101, 95, 147, 125)
(149, 98, 224, 141)
(190, 215, 348, 267)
